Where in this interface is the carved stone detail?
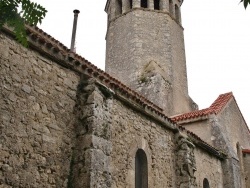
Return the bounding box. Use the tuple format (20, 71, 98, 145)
(175, 132, 197, 188)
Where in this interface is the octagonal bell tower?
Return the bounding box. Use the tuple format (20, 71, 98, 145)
(105, 0, 197, 116)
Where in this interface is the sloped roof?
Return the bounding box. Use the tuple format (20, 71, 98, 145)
(7, 25, 164, 112)
(1, 24, 226, 159)
(178, 125, 226, 159)
(171, 92, 233, 122)
(242, 149, 250, 154)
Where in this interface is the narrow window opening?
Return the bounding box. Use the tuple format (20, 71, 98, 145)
(135, 149, 148, 188)
(115, 0, 122, 16)
(141, 0, 148, 8)
(130, 0, 133, 9)
(203, 178, 210, 188)
(169, 0, 173, 15)
(154, 0, 160, 10)
(175, 4, 180, 22)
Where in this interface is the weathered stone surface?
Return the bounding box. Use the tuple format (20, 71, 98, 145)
(181, 97, 250, 187)
(175, 132, 197, 187)
(21, 84, 31, 93)
(110, 95, 175, 187)
(243, 153, 250, 188)
(68, 78, 113, 188)
(194, 146, 223, 188)
(0, 33, 79, 187)
(105, 8, 197, 116)
(1, 1, 249, 187)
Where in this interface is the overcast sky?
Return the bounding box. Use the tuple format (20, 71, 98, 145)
(33, 0, 250, 127)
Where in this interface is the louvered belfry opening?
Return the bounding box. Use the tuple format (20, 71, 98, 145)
(154, 0, 160, 10)
(175, 4, 180, 22)
(115, 0, 122, 16)
(141, 0, 148, 8)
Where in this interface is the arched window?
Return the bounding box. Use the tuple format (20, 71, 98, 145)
(154, 0, 160, 10)
(175, 4, 180, 22)
(135, 149, 148, 188)
(130, 0, 133, 9)
(169, 0, 173, 16)
(141, 0, 148, 8)
(115, 0, 122, 16)
(203, 178, 210, 188)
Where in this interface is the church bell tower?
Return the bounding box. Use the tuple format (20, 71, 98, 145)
(105, 0, 197, 116)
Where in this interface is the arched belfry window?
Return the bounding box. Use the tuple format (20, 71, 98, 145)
(135, 149, 148, 188)
(141, 0, 148, 8)
(175, 4, 180, 22)
(169, 0, 173, 15)
(154, 0, 160, 10)
(203, 178, 210, 188)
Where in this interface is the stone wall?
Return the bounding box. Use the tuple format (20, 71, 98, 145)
(73, 77, 226, 188)
(105, 8, 196, 116)
(0, 33, 79, 187)
(179, 98, 250, 188)
(69, 77, 113, 188)
(169, 14, 197, 115)
(243, 153, 250, 188)
(211, 99, 250, 188)
(0, 30, 179, 187)
(178, 120, 213, 146)
(110, 93, 176, 187)
(216, 100, 250, 157)
(175, 132, 197, 187)
(194, 147, 224, 188)
(0, 26, 237, 187)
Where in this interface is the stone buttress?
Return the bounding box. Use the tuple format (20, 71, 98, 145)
(69, 76, 113, 188)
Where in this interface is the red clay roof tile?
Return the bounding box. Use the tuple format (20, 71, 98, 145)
(243, 149, 250, 154)
(171, 92, 233, 122)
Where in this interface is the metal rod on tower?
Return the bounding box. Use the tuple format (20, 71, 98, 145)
(70, 9, 80, 52)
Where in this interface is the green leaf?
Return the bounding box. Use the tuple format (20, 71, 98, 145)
(240, 0, 250, 9)
(0, 0, 47, 47)
(244, 0, 248, 8)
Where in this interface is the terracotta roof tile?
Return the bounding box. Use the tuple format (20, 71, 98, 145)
(243, 149, 250, 154)
(171, 92, 233, 122)
(2, 25, 166, 116)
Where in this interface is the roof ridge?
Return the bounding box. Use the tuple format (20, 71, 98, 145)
(209, 92, 233, 114)
(171, 92, 233, 122)
(178, 125, 226, 159)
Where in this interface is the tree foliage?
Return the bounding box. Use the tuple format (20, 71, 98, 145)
(241, 0, 250, 8)
(0, 0, 47, 46)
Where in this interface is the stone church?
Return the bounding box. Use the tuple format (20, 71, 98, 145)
(1, 0, 250, 187)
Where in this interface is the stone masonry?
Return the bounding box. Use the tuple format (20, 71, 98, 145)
(0, 33, 79, 187)
(243, 152, 250, 188)
(105, 0, 197, 116)
(0, 30, 226, 187)
(1, 0, 250, 187)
